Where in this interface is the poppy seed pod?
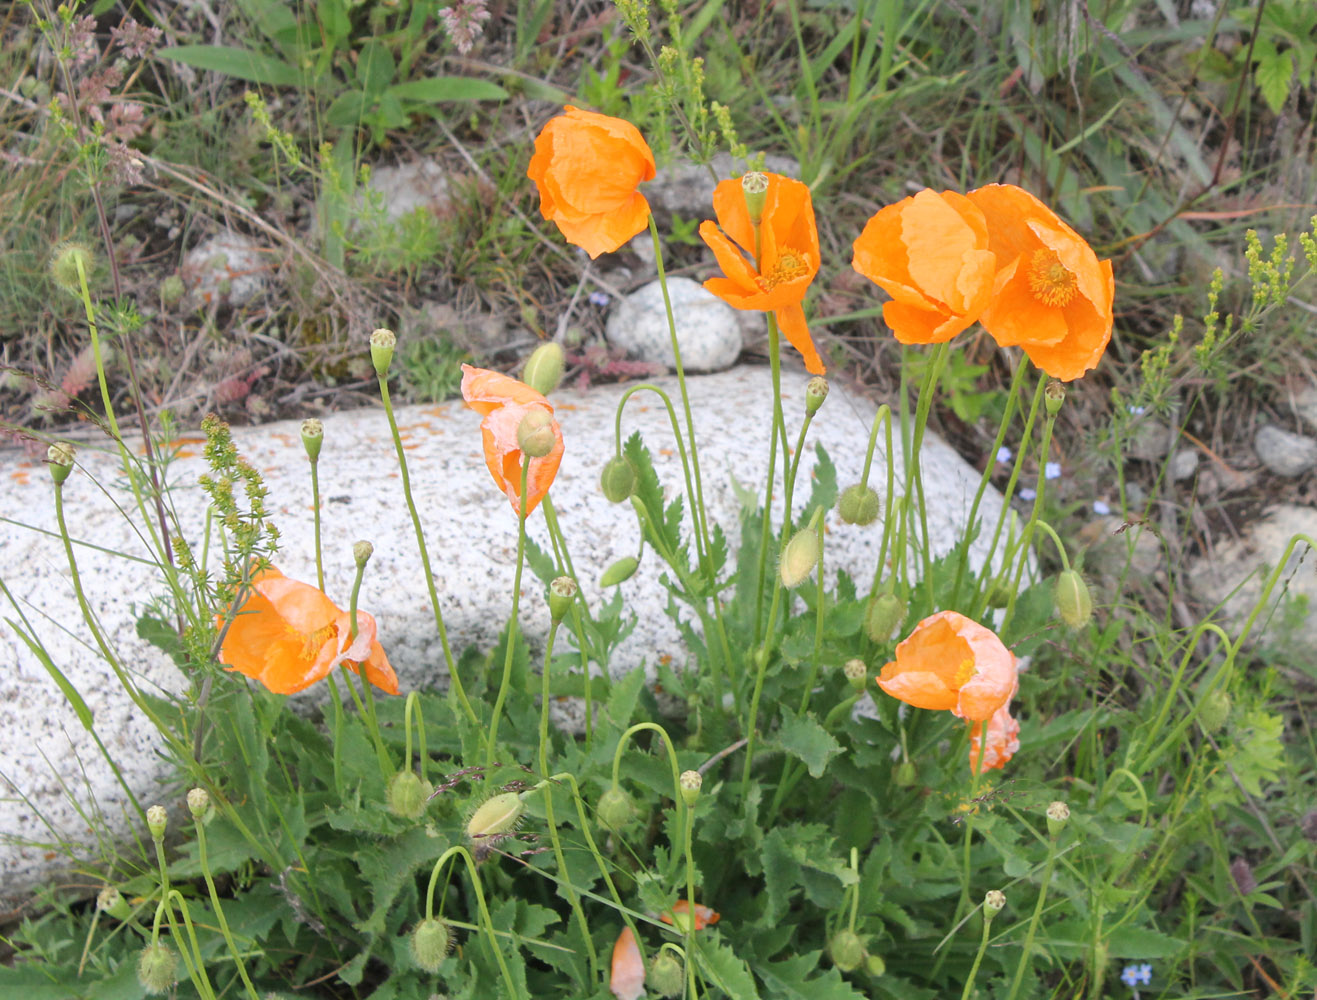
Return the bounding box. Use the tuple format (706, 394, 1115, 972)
(600, 455, 637, 503)
(522, 341, 565, 396)
(648, 951, 685, 998)
(600, 556, 640, 587)
(843, 658, 868, 692)
(136, 943, 178, 994)
(741, 171, 769, 224)
(984, 889, 1006, 916)
(186, 787, 210, 821)
(369, 328, 396, 376)
(1046, 800, 1070, 838)
(97, 886, 131, 920)
(596, 784, 636, 830)
(864, 592, 905, 643)
(47, 441, 75, 485)
(829, 929, 866, 972)
(146, 805, 167, 841)
(410, 917, 453, 972)
(679, 769, 702, 807)
(780, 525, 820, 589)
(300, 418, 323, 461)
(1045, 379, 1066, 415)
(388, 770, 433, 818)
(805, 375, 829, 415)
(1054, 569, 1092, 629)
(548, 576, 577, 623)
(838, 483, 881, 526)
(49, 241, 94, 295)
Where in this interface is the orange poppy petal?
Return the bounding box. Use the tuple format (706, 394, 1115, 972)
(699, 220, 761, 294)
(876, 611, 1016, 721)
(980, 260, 1070, 348)
(882, 300, 973, 345)
(710, 177, 755, 257)
(774, 303, 825, 374)
(461, 365, 554, 416)
(554, 191, 653, 259)
(970, 703, 1020, 773)
(609, 927, 645, 1000)
(660, 899, 721, 930)
(346, 637, 401, 696)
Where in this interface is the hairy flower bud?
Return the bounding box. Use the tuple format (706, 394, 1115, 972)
(1054, 570, 1092, 629)
(600, 555, 640, 587)
(647, 951, 685, 998)
(805, 376, 829, 416)
(517, 408, 557, 458)
(596, 785, 636, 831)
(49, 241, 95, 295)
(864, 592, 905, 643)
(779, 525, 820, 589)
(47, 441, 75, 485)
(893, 759, 917, 787)
(370, 328, 396, 376)
(1046, 800, 1070, 838)
(522, 341, 565, 397)
(679, 770, 702, 808)
(837, 483, 880, 526)
(829, 929, 866, 972)
(466, 791, 525, 860)
(137, 943, 178, 994)
(388, 770, 433, 819)
(865, 954, 886, 976)
(1197, 688, 1231, 733)
(984, 889, 1006, 916)
(146, 805, 167, 841)
(300, 418, 324, 461)
(600, 456, 637, 503)
(410, 917, 453, 972)
(549, 576, 578, 623)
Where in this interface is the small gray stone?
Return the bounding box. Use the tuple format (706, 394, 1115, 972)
(1254, 424, 1317, 477)
(180, 231, 272, 310)
(605, 277, 742, 373)
(361, 158, 451, 223)
(1169, 448, 1199, 482)
(1124, 419, 1172, 462)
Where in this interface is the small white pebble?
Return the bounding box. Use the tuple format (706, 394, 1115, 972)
(1093, 499, 1111, 515)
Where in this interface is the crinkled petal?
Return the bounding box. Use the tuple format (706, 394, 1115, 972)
(609, 927, 644, 1000)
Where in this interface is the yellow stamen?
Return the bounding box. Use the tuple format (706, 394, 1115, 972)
(953, 657, 975, 689)
(299, 622, 339, 662)
(755, 249, 810, 292)
(1027, 249, 1078, 308)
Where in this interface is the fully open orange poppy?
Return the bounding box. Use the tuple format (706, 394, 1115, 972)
(220, 565, 399, 696)
(699, 173, 825, 374)
(876, 611, 1016, 722)
(528, 105, 656, 259)
(969, 702, 1020, 774)
(609, 926, 644, 1000)
(460, 364, 564, 517)
(966, 184, 1115, 381)
(852, 189, 997, 345)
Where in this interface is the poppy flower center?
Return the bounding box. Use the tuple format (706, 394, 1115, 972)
(1027, 249, 1078, 308)
(299, 622, 339, 662)
(952, 656, 975, 690)
(756, 250, 810, 292)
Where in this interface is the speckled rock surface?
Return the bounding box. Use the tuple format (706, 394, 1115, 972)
(180, 230, 273, 310)
(605, 277, 742, 372)
(0, 366, 1021, 901)
(362, 158, 452, 222)
(1254, 423, 1317, 478)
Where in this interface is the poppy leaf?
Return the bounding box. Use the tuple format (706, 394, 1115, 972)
(776, 706, 842, 779)
(693, 939, 760, 1000)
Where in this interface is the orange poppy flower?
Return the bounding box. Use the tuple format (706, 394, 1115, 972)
(659, 899, 721, 931)
(609, 926, 645, 1000)
(698, 173, 825, 374)
(966, 183, 1115, 381)
(460, 364, 564, 517)
(220, 565, 399, 696)
(969, 702, 1020, 774)
(876, 611, 1016, 722)
(851, 189, 997, 345)
(528, 105, 657, 259)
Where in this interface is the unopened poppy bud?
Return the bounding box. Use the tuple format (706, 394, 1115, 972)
(741, 171, 769, 224)
(984, 889, 1006, 916)
(864, 592, 905, 643)
(679, 769, 701, 807)
(647, 951, 685, 998)
(805, 376, 829, 415)
(466, 791, 525, 855)
(600, 555, 639, 587)
(49, 241, 94, 294)
(1197, 688, 1231, 733)
(829, 929, 866, 972)
(522, 341, 565, 396)
(865, 954, 886, 976)
(1044, 379, 1065, 415)
(186, 787, 210, 820)
(97, 886, 131, 920)
(146, 805, 167, 841)
(1054, 570, 1092, 629)
(600, 455, 637, 503)
(780, 525, 820, 589)
(47, 441, 75, 484)
(837, 483, 880, 526)
(843, 658, 867, 692)
(388, 770, 433, 818)
(549, 576, 577, 622)
(517, 408, 557, 458)
(409, 917, 453, 972)
(893, 759, 917, 787)
(1046, 800, 1070, 838)
(596, 784, 636, 830)
(353, 540, 374, 568)
(370, 328, 396, 376)
(300, 418, 324, 461)
(136, 943, 178, 994)
(984, 577, 1014, 608)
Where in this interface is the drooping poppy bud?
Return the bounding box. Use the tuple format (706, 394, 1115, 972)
(1054, 569, 1092, 629)
(466, 791, 525, 860)
(864, 592, 905, 643)
(522, 341, 565, 396)
(1197, 688, 1231, 733)
(410, 917, 453, 972)
(601, 556, 640, 587)
(388, 771, 433, 818)
(600, 456, 637, 503)
(137, 943, 178, 994)
(829, 929, 866, 972)
(780, 524, 820, 589)
(837, 483, 881, 526)
(49, 241, 95, 295)
(597, 784, 637, 831)
(648, 950, 685, 998)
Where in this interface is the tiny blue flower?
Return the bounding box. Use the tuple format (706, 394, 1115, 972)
(996, 446, 1012, 463)
(1044, 461, 1061, 480)
(1128, 404, 1146, 416)
(1136, 964, 1152, 985)
(1019, 487, 1037, 501)
(1092, 499, 1111, 515)
(588, 291, 611, 307)
(1120, 965, 1139, 987)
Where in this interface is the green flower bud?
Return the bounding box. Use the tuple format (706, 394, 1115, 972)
(805, 376, 829, 416)
(741, 171, 769, 224)
(522, 341, 565, 396)
(97, 886, 131, 920)
(466, 791, 525, 859)
(410, 917, 453, 972)
(600, 555, 639, 587)
(1045, 380, 1066, 415)
(146, 805, 167, 841)
(300, 418, 324, 461)
(47, 441, 75, 485)
(517, 408, 557, 458)
(983, 889, 1006, 916)
(843, 658, 867, 692)
(679, 769, 702, 808)
(829, 929, 866, 972)
(864, 592, 905, 643)
(1046, 800, 1070, 839)
(353, 540, 374, 568)
(983, 577, 1015, 609)
(49, 241, 94, 295)
(600, 456, 637, 503)
(837, 483, 880, 526)
(893, 760, 917, 787)
(549, 576, 577, 623)
(779, 525, 820, 589)
(137, 943, 178, 994)
(388, 770, 433, 819)
(370, 328, 396, 376)
(1198, 688, 1231, 733)
(596, 785, 636, 830)
(648, 951, 685, 998)
(865, 954, 886, 977)
(186, 787, 210, 821)
(1054, 570, 1092, 629)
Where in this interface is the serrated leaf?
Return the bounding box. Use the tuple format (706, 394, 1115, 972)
(777, 707, 842, 778)
(160, 45, 302, 86)
(355, 827, 452, 936)
(761, 828, 801, 924)
(695, 939, 760, 1000)
(605, 664, 646, 728)
(758, 952, 867, 1000)
(522, 534, 558, 587)
(624, 432, 679, 552)
(1255, 49, 1293, 113)
(802, 444, 838, 520)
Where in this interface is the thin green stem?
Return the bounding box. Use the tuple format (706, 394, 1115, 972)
(422, 847, 519, 997)
(194, 813, 261, 1000)
(907, 344, 950, 612)
(541, 497, 598, 745)
(960, 906, 996, 1000)
(1005, 842, 1060, 1000)
(999, 409, 1059, 635)
(486, 461, 531, 767)
(752, 314, 788, 648)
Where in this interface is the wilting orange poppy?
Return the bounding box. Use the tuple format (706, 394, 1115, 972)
(528, 105, 657, 259)
(659, 899, 721, 931)
(966, 184, 1115, 381)
(699, 173, 825, 374)
(969, 702, 1020, 774)
(609, 926, 644, 1000)
(876, 611, 1016, 722)
(220, 565, 399, 696)
(460, 364, 564, 517)
(852, 189, 997, 345)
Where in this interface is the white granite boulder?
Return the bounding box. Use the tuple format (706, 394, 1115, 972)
(0, 366, 1022, 902)
(606, 277, 742, 372)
